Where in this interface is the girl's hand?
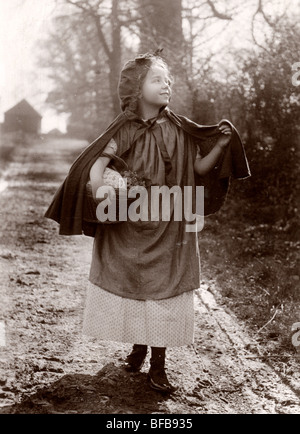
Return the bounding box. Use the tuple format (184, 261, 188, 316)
(216, 122, 232, 149)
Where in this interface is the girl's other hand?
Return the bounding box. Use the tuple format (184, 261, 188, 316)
(217, 122, 232, 149)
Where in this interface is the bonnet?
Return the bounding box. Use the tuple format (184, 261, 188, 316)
(118, 49, 167, 113)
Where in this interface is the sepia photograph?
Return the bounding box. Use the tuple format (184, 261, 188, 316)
(0, 0, 299, 417)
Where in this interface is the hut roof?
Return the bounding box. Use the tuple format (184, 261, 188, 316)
(5, 99, 42, 119)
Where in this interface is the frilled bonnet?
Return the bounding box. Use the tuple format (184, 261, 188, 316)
(118, 50, 168, 113)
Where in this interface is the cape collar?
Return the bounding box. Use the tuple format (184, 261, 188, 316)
(124, 106, 170, 127)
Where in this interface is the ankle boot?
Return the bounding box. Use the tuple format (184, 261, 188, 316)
(148, 347, 177, 393)
(124, 344, 148, 372)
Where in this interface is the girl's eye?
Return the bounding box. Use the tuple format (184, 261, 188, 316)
(153, 78, 170, 85)
(151, 76, 171, 85)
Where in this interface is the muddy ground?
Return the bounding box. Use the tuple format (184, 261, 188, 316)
(0, 136, 299, 414)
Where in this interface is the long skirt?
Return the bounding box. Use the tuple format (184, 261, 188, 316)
(82, 282, 195, 347)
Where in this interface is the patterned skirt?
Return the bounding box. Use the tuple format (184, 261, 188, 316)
(82, 282, 195, 347)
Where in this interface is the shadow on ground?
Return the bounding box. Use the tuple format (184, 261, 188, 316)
(1, 362, 175, 414)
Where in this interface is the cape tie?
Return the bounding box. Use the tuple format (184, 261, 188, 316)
(132, 117, 177, 187)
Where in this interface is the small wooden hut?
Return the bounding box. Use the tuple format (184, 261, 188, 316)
(3, 99, 42, 134)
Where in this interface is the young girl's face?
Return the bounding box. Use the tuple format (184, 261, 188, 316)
(140, 63, 172, 109)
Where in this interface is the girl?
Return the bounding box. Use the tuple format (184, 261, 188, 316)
(45, 51, 250, 394)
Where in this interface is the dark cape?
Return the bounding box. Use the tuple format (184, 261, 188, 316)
(44, 107, 250, 237)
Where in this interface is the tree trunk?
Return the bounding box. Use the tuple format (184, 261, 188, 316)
(139, 0, 183, 54)
(138, 0, 191, 114)
(109, 0, 122, 116)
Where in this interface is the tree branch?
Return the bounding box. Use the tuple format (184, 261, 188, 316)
(65, 0, 96, 14)
(65, 0, 112, 58)
(257, 0, 275, 28)
(93, 14, 112, 58)
(251, 0, 274, 52)
(206, 0, 232, 20)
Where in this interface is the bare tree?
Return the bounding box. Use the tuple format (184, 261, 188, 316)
(37, 8, 113, 138)
(62, 0, 124, 116)
(38, 0, 297, 128)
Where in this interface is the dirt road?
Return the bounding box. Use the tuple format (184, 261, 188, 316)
(0, 136, 299, 414)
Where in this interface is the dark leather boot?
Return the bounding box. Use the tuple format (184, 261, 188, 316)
(148, 347, 177, 393)
(124, 344, 148, 372)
